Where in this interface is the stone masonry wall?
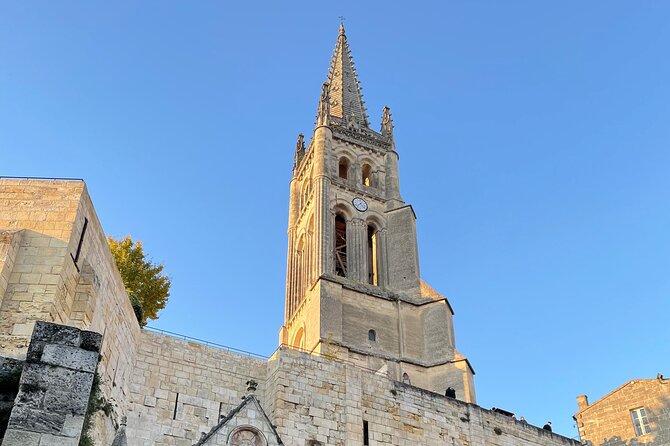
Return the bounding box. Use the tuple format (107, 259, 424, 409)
(269, 348, 578, 446)
(575, 379, 670, 446)
(125, 331, 268, 446)
(0, 179, 142, 443)
(2, 321, 102, 446)
(123, 337, 578, 446)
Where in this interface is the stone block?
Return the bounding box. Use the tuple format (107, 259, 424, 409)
(7, 405, 66, 434)
(38, 433, 80, 445)
(41, 344, 98, 373)
(1, 428, 42, 446)
(79, 330, 102, 352)
(15, 385, 47, 408)
(19, 363, 94, 395)
(59, 414, 85, 437)
(26, 340, 46, 363)
(31, 321, 80, 347)
(42, 388, 89, 415)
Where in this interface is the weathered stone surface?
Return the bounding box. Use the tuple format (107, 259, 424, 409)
(1, 428, 42, 445)
(25, 340, 45, 363)
(31, 321, 81, 347)
(80, 330, 103, 352)
(38, 433, 80, 446)
(61, 414, 85, 437)
(41, 344, 98, 373)
(19, 362, 94, 394)
(7, 405, 65, 434)
(43, 388, 89, 415)
(15, 385, 46, 408)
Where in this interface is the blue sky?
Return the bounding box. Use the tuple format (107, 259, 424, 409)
(2, 1, 669, 437)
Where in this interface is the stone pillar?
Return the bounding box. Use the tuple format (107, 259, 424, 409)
(312, 122, 332, 278)
(377, 228, 389, 288)
(349, 218, 365, 281)
(2, 321, 102, 446)
(384, 150, 403, 210)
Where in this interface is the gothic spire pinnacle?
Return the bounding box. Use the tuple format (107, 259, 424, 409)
(293, 133, 305, 172)
(381, 106, 394, 138)
(322, 24, 369, 128)
(315, 82, 331, 127)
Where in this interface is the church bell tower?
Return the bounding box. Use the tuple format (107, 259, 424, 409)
(279, 24, 476, 402)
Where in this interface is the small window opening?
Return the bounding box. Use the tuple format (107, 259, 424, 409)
(367, 226, 378, 286)
(402, 373, 411, 385)
(173, 392, 180, 420)
(71, 217, 88, 269)
(363, 420, 369, 445)
(338, 157, 349, 179)
(334, 215, 347, 277)
(362, 164, 372, 186)
(368, 329, 376, 342)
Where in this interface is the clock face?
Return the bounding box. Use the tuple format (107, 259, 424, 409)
(352, 197, 368, 212)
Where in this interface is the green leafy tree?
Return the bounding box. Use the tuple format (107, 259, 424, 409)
(107, 236, 171, 327)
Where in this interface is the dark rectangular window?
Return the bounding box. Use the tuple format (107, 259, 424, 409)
(71, 217, 88, 268)
(363, 420, 369, 445)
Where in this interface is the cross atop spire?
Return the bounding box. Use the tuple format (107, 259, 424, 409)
(322, 23, 369, 128)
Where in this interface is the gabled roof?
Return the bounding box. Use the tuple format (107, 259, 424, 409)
(193, 395, 283, 445)
(574, 378, 663, 416)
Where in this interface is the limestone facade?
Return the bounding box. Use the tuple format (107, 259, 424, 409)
(574, 376, 670, 445)
(125, 337, 578, 446)
(0, 178, 141, 443)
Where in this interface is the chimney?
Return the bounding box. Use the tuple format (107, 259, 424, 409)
(577, 394, 589, 411)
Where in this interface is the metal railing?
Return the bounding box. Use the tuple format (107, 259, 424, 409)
(0, 176, 84, 181)
(144, 326, 269, 360)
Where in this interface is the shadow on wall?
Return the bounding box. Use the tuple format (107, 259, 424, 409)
(595, 392, 670, 446)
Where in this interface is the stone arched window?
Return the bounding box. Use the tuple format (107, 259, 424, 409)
(361, 164, 373, 186)
(368, 329, 376, 342)
(338, 157, 350, 179)
(334, 214, 347, 277)
(228, 426, 266, 446)
(292, 327, 304, 350)
(367, 225, 379, 286)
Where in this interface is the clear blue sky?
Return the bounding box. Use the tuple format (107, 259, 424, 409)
(1, 1, 669, 437)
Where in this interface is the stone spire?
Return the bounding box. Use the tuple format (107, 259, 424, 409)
(324, 23, 369, 128)
(293, 133, 305, 172)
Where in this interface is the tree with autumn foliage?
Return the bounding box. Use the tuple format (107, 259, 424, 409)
(107, 236, 171, 327)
